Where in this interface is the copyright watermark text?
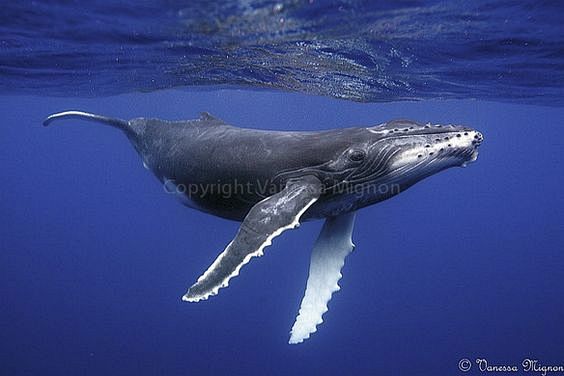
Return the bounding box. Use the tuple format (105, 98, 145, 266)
(163, 177, 400, 199)
(458, 358, 564, 375)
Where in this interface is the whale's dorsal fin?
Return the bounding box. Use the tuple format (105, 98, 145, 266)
(289, 211, 356, 344)
(182, 175, 322, 302)
(199, 112, 224, 123)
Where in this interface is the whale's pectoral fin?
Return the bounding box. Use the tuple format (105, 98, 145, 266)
(289, 211, 356, 344)
(182, 175, 323, 302)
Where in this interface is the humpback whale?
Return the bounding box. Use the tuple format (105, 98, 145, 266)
(44, 110, 483, 344)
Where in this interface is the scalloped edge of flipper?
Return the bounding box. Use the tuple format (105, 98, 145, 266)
(288, 212, 356, 344)
(288, 269, 349, 344)
(182, 197, 318, 303)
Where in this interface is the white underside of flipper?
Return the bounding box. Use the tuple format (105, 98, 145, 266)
(289, 211, 356, 344)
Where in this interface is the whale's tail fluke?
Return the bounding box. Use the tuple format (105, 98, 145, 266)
(43, 111, 129, 130)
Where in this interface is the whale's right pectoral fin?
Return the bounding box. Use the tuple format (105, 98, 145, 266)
(182, 175, 323, 302)
(289, 211, 356, 344)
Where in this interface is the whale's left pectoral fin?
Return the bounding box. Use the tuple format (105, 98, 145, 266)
(289, 211, 356, 344)
(183, 176, 322, 302)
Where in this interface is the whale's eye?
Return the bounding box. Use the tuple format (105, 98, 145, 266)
(349, 150, 366, 162)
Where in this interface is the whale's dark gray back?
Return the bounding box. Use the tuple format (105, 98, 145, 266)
(134, 120, 365, 182)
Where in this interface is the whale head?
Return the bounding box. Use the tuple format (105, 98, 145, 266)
(356, 119, 483, 195)
(306, 119, 484, 209)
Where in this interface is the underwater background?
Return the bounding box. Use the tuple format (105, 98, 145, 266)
(1, 1, 563, 376)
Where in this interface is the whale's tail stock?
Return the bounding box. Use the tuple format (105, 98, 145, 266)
(43, 110, 129, 131)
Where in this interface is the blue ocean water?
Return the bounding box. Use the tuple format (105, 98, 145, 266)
(1, 2, 564, 376)
(1, 0, 563, 105)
